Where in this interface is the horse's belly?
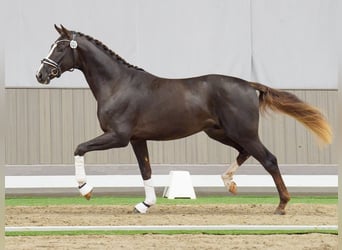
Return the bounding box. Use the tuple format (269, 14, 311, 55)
(132, 118, 216, 141)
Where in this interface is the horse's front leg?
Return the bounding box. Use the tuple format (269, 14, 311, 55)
(131, 140, 156, 213)
(74, 132, 130, 200)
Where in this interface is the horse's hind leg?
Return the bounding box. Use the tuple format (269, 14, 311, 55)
(205, 129, 250, 194)
(215, 90, 290, 214)
(221, 150, 250, 194)
(131, 139, 156, 214)
(208, 126, 290, 214)
(240, 139, 290, 215)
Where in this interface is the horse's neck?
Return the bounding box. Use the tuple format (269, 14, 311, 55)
(78, 48, 130, 101)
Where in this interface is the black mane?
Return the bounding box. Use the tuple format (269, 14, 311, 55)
(76, 32, 144, 71)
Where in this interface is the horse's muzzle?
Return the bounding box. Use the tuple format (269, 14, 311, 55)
(36, 71, 50, 85)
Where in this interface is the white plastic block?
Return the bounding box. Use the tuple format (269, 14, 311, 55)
(163, 171, 196, 199)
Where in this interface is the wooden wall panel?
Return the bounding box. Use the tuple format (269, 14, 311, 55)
(60, 89, 74, 163)
(38, 89, 52, 164)
(5, 88, 337, 165)
(6, 90, 17, 164)
(27, 90, 40, 164)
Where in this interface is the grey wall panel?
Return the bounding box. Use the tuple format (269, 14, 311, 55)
(5, 88, 336, 165)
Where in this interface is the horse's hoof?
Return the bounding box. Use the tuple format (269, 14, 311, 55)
(133, 208, 140, 214)
(84, 191, 92, 200)
(79, 183, 93, 200)
(229, 181, 237, 195)
(134, 202, 149, 214)
(274, 208, 286, 215)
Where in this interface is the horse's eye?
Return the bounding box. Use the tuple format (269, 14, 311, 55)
(56, 44, 65, 52)
(51, 68, 59, 76)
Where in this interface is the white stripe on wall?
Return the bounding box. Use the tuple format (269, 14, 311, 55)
(5, 175, 337, 189)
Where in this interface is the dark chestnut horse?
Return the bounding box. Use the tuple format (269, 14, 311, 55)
(36, 25, 332, 215)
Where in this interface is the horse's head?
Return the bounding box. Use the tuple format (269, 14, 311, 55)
(36, 25, 78, 84)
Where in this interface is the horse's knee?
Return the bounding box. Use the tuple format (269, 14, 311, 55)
(74, 144, 87, 156)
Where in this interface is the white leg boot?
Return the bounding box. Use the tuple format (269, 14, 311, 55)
(75, 155, 93, 199)
(134, 178, 157, 213)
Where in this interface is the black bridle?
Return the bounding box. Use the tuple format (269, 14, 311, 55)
(41, 32, 78, 78)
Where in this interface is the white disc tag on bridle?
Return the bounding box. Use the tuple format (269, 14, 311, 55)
(70, 40, 78, 49)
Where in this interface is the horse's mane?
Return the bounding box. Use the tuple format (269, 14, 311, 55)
(76, 32, 145, 71)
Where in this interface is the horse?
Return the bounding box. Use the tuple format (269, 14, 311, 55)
(36, 25, 332, 215)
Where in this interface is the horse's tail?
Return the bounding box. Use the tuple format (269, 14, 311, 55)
(250, 82, 332, 145)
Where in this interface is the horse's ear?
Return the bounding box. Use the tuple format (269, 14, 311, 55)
(60, 24, 72, 39)
(54, 24, 63, 34)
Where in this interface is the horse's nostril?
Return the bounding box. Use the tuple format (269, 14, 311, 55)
(36, 72, 43, 82)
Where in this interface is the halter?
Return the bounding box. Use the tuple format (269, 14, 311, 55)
(41, 32, 78, 78)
